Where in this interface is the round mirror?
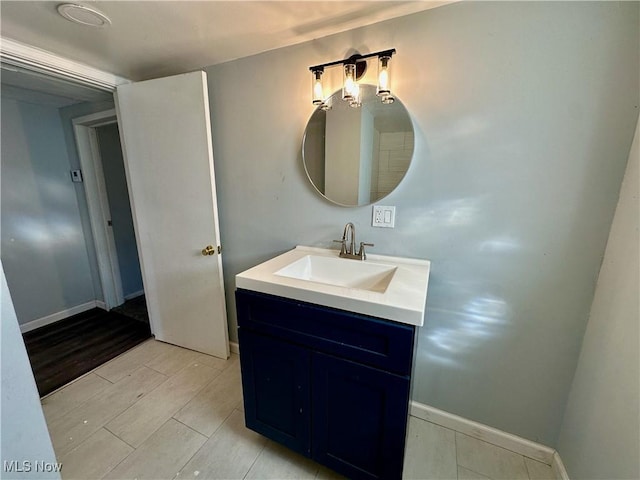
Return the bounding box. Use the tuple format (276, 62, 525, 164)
(302, 84, 414, 207)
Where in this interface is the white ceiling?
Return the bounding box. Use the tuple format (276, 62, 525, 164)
(0, 1, 451, 81)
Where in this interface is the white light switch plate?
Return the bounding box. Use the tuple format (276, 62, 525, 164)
(70, 169, 83, 183)
(372, 205, 395, 228)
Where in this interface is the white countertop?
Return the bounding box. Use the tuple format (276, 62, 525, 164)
(235, 246, 430, 326)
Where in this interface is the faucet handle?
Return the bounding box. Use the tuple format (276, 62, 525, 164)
(358, 242, 374, 260)
(333, 239, 347, 255)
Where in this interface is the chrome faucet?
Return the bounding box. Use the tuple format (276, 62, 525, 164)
(334, 222, 374, 260)
(344, 222, 356, 256)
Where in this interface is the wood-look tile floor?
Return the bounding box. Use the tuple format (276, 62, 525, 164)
(42, 339, 556, 480)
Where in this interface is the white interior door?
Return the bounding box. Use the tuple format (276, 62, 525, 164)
(115, 71, 229, 359)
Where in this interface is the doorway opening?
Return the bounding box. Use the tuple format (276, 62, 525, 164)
(1, 65, 150, 396)
(4, 52, 231, 397)
(73, 109, 146, 313)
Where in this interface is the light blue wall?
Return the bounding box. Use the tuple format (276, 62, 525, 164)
(205, 1, 639, 446)
(96, 123, 143, 299)
(1, 96, 96, 324)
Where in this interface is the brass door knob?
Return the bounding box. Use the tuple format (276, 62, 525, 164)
(201, 245, 215, 256)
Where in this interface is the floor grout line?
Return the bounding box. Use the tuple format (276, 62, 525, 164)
(152, 417, 208, 480)
(242, 439, 270, 480)
(172, 406, 250, 480)
(51, 364, 167, 457)
(171, 416, 209, 439)
(409, 416, 554, 467)
(144, 363, 172, 376)
(101, 361, 221, 450)
(44, 364, 168, 451)
(103, 424, 138, 449)
(459, 464, 494, 479)
(167, 410, 239, 479)
(93, 371, 116, 384)
(97, 427, 138, 479)
(40, 370, 108, 400)
(524, 455, 533, 480)
(42, 380, 113, 426)
(451, 429, 552, 467)
(169, 418, 216, 480)
(78, 346, 210, 480)
(454, 429, 460, 480)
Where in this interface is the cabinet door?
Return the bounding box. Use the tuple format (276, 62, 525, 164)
(238, 329, 311, 456)
(312, 352, 410, 480)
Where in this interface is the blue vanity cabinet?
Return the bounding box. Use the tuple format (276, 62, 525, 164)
(237, 328, 311, 456)
(236, 289, 416, 480)
(312, 352, 411, 479)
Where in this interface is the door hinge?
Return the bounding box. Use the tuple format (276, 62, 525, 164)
(107, 220, 113, 226)
(217, 245, 222, 254)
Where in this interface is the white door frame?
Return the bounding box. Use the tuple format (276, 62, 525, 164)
(73, 109, 125, 309)
(0, 37, 129, 90)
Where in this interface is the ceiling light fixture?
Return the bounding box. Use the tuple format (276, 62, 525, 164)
(57, 3, 111, 27)
(309, 49, 396, 109)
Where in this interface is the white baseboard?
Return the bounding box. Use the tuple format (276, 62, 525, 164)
(19, 301, 100, 333)
(96, 300, 107, 310)
(552, 451, 570, 480)
(230, 341, 240, 354)
(410, 401, 555, 465)
(124, 290, 144, 301)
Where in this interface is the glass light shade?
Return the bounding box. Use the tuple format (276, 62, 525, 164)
(312, 70, 324, 105)
(320, 95, 332, 111)
(349, 83, 361, 108)
(342, 63, 357, 101)
(377, 55, 392, 96)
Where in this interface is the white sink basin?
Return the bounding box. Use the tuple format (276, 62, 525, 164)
(235, 246, 430, 326)
(274, 255, 397, 293)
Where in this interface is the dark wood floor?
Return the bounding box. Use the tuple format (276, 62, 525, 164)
(23, 308, 151, 397)
(112, 294, 149, 323)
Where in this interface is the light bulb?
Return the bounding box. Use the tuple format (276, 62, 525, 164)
(377, 55, 392, 96)
(343, 63, 357, 101)
(349, 83, 361, 108)
(311, 69, 324, 105)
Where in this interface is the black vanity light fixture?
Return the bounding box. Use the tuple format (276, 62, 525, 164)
(309, 48, 396, 110)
